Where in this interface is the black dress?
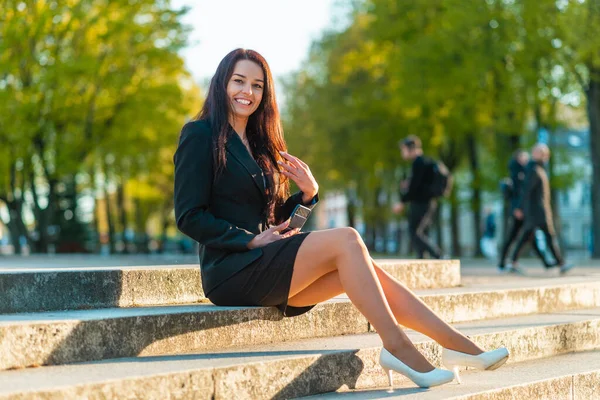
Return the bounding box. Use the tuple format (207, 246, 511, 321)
(206, 232, 315, 317)
(205, 163, 316, 317)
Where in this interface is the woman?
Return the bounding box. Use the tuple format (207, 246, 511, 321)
(174, 48, 509, 389)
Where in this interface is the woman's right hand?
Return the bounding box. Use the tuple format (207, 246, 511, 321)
(247, 220, 299, 249)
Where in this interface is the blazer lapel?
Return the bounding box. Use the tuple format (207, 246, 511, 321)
(226, 131, 267, 200)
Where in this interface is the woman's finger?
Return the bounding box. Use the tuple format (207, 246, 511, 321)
(281, 170, 300, 182)
(281, 228, 300, 239)
(279, 151, 304, 170)
(272, 219, 290, 233)
(281, 171, 308, 190)
(296, 158, 309, 169)
(277, 160, 299, 175)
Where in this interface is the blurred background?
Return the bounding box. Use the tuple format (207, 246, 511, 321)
(0, 0, 598, 261)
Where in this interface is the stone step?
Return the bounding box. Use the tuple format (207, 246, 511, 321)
(0, 260, 459, 313)
(0, 309, 599, 399)
(302, 350, 600, 399)
(2, 276, 600, 371)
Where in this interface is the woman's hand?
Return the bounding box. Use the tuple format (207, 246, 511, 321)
(247, 220, 300, 249)
(278, 151, 319, 203)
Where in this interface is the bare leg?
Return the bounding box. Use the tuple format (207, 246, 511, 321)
(289, 228, 434, 372)
(289, 255, 482, 356)
(372, 260, 482, 355)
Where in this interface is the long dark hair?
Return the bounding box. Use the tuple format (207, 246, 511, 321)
(195, 48, 289, 223)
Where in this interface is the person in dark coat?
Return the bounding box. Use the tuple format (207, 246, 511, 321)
(497, 150, 547, 272)
(508, 144, 573, 274)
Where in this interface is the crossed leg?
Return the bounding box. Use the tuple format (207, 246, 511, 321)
(288, 228, 482, 372)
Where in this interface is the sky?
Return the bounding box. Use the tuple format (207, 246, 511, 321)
(171, 0, 342, 86)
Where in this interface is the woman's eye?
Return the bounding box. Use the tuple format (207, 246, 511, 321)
(254, 84, 263, 89)
(234, 79, 243, 84)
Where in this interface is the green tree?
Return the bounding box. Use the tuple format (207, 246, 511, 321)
(0, 0, 192, 253)
(284, 0, 591, 256)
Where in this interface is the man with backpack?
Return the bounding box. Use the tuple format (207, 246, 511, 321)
(393, 135, 450, 259)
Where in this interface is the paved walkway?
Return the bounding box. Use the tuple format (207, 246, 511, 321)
(0, 254, 199, 269)
(0, 253, 598, 278)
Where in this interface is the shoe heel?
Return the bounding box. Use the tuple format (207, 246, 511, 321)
(382, 367, 394, 388)
(452, 365, 462, 384)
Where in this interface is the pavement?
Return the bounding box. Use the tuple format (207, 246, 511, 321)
(0, 252, 598, 280)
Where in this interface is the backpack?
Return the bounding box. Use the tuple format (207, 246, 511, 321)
(429, 160, 453, 198)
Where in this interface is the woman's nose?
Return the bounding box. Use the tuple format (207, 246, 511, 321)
(242, 83, 252, 95)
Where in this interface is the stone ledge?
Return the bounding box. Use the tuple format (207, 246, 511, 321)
(2, 279, 600, 371)
(0, 260, 460, 313)
(0, 310, 599, 399)
(303, 351, 600, 399)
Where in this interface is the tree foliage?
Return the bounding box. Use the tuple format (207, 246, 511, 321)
(283, 0, 596, 254)
(0, 0, 196, 253)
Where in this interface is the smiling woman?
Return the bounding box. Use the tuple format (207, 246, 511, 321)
(227, 60, 264, 119)
(192, 49, 291, 219)
(173, 48, 509, 391)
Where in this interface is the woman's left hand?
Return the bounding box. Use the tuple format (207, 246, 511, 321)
(278, 151, 318, 203)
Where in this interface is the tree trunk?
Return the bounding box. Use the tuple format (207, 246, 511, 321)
(1, 206, 22, 254)
(547, 131, 567, 257)
(89, 168, 101, 253)
(1, 165, 32, 254)
(438, 140, 462, 257)
(103, 183, 116, 254)
(116, 182, 129, 254)
(435, 203, 444, 254)
(159, 211, 169, 254)
(2, 196, 31, 254)
(133, 198, 149, 254)
(449, 191, 461, 257)
(587, 68, 600, 258)
(345, 187, 356, 228)
(30, 174, 55, 253)
(467, 135, 483, 256)
(395, 222, 403, 256)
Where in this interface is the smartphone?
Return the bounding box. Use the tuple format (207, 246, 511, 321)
(280, 204, 312, 234)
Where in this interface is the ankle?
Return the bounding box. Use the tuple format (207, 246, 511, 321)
(383, 343, 435, 373)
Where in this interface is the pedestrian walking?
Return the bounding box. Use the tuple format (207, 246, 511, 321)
(393, 136, 450, 259)
(508, 144, 574, 274)
(498, 150, 548, 272)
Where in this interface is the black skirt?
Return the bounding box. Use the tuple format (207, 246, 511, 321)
(206, 232, 315, 317)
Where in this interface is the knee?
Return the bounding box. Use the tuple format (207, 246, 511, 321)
(336, 227, 366, 252)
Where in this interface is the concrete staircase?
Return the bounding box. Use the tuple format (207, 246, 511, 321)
(0, 259, 599, 399)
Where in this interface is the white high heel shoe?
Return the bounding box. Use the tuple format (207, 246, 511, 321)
(442, 347, 509, 384)
(379, 348, 454, 389)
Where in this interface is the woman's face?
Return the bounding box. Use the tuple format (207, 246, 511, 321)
(227, 60, 265, 120)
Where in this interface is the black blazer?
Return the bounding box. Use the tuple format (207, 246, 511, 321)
(173, 120, 318, 295)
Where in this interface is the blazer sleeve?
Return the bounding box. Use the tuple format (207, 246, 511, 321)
(173, 122, 256, 251)
(275, 191, 319, 224)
